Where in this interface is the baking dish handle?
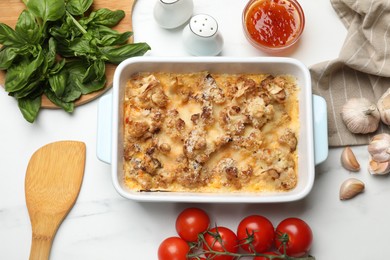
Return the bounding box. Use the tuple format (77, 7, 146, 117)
(312, 95, 329, 165)
(97, 92, 112, 164)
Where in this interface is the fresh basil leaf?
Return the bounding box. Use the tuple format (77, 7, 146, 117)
(100, 43, 151, 64)
(0, 47, 18, 70)
(101, 31, 132, 46)
(49, 69, 67, 97)
(82, 59, 105, 83)
(50, 21, 72, 42)
(78, 75, 106, 94)
(66, 0, 93, 16)
(88, 25, 132, 45)
(18, 95, 41, 123)
(61, 81, 82, 102)
(44, 88, 74, 112)
(15, 10, 42, 44)
(93, 60, 105, 81)
(65, 60, 105, 96)
(5, 50, 44, 92)
(49, 59, 66, 75)
(56, 42, 76, 57)
(46, 37, 57, 67)
(12, 79, 42, 99)
(39, 37, 58, 75)
(86, 9, 125, 27)
(0, 23, 25, 46)
(69, 36, 95, 55)
(27, 0, 66, 22)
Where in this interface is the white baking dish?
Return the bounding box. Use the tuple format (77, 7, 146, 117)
(97, 56, 328, 203)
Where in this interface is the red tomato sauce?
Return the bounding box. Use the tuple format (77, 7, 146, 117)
(245, 0, 301, 48)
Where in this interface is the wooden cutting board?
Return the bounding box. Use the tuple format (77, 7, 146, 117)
(0, 0, 136, 108)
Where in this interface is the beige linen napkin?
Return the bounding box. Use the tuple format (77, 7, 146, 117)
(310, 0, 390, 147)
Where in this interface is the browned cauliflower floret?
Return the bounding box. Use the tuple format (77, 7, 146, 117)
(201, 74, 226, 104)
(134, 172, 153, 190)
(134, 75, 169, 108)
(123, 143, 141, 161)
(200, 104, 214, 125)
(261, 167, 296, 190)
(176, 159, 209, 188)
(164, 109, 186, 140)
(214, 158, 241, 189)
(219, 107, 249, 135)
(156, 170, 175, 187)
(279, 128, 298, 152)
(233, 77, 257, 104)
(184, 128, 207, 159)
(151, 89, 168, 108)
(244, 97, 274, 129)
(261, 75, 287, 103)
(262, 168, 280, 180)
(129, 153, 162, 176)
(232, 130, 263, 151)
(183, 125, 218, 164)
(238, 166, 253, 184)
(126, 121, 150, 139)
(124, 108, 164, 140)
(276, 167, 297, 190)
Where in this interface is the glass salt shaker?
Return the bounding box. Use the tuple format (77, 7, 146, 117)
(182, 14, 224, 56)
(153, 0, 194, 29)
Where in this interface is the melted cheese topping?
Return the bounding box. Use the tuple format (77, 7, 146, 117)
(123, 72, 300, 193)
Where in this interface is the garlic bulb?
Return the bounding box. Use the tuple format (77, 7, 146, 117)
(368, 156, 390, 175)
(340, 146, 360, 172)
(339, 178, 365, 200)
(367, 133, 390, 162)
(377, 88, 390, 125)
(367, 134, 390, 175)
(341, 98, 380, 134)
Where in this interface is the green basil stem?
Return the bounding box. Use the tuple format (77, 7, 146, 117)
(22, 0, 28, 5)
(66, 10, 87, 34)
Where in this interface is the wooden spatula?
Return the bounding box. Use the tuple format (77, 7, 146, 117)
(25, 141, 86, 260)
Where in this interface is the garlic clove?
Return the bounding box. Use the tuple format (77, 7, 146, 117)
(368, 156, 390, 175)
(377, 88, 390, 125)
(367, 133, 390, 162)
(341, 98, 380, 134)
(340, 146, 360, 172)
(339, 178, 365, 200)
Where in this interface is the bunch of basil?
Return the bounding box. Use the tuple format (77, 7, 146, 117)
(0, 0, 150, 122)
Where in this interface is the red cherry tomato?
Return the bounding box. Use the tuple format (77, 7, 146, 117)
(203, 226, 238, 260)
(254, 251, 283, 260)
(236, 215, 275, 253)
(158, 236, 189, 260)
(176, 207, 210, 242)
(275, 217, 313, 257)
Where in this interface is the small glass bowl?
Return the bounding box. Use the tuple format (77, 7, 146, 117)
(242, 0, 305, 53)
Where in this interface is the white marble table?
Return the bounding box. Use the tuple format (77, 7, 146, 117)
(1, 0, 386, 259)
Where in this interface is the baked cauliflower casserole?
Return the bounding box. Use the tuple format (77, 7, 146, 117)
(123, 72, 299, 192)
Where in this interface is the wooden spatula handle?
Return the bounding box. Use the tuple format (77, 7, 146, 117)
(29, 234, 53, 260)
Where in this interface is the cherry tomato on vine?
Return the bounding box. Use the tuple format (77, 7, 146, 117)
(253, 251, 283, 260)
(203, 226, 238, 260)
(176, 207, 210, 242)
(236, 215, 275, 253)
(158, 236, 189, 260)
(275, 217, 313, 257)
